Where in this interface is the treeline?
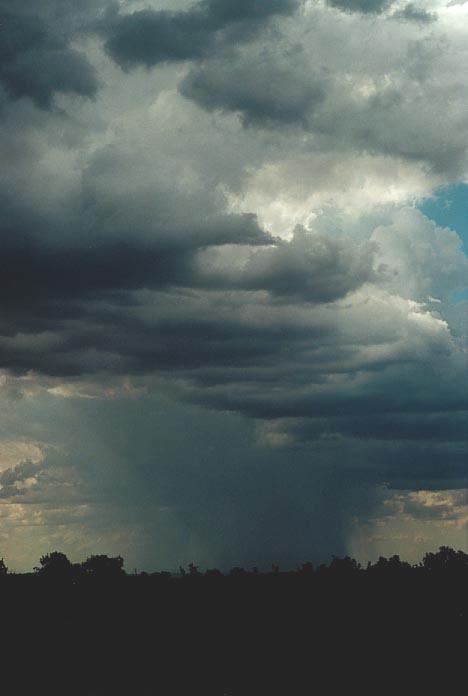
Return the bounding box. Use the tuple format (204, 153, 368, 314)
(1, 546, 466, 695)
(1, 545, 467, 582)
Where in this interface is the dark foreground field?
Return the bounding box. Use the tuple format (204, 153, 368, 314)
(1, 547, 466, 695)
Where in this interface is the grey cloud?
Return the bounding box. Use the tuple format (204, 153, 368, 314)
(0, 202, 266, 306)
(174, 7, 467, 176)
(259, 430, 467, 492)
(0, 458, 39, 489)
(238, 231, 379, 300)
(0, 114, 387, 380)
(0, 127, 274, 375)
(283, 411, 468, 445)
(392, 4, 436, 24)
(375, 442, 468, 491)
(371, 208, 468, 303)
(201, 0, 300, 23)
(314, 90, 466, 175)
(179, 39, 467, 174)
(0, 0, 466, 573)
(185, 362, 466, 422)
(0, 0, 101, 29)
(197, 228, 380, 301)
(0, 108, 271, 320)
(1, 125, 464, 472)
(0, 204, 464, 419)
(180, 46, 325, 127)
(0, 290, 330, 377)
(103, 0, 299, 69)
(0, 454, 83, 504)
(326, 0, 393, 13)
(0, 3, 99, 108)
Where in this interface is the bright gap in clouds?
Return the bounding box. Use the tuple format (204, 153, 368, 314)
(419, 183, 468, 253)
(419, 183, 468, 302)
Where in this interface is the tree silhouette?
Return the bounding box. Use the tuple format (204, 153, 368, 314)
(35, 551, 73, 580)
(370, 554, 411, 575)
(422, 545, 468, 572)
(81, 554, 125, 579)
(328, 555, 361, 576)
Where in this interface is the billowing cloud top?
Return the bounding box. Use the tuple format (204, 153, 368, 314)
(0, 0, 467, 571)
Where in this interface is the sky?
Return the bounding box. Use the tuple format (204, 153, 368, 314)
(0, 0, 467, 572)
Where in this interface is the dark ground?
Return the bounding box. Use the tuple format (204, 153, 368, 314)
(1, 547, 466, 695)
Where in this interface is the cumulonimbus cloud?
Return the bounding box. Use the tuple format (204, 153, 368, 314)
(0, 0, 466, 570)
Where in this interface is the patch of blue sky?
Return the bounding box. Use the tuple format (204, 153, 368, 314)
(452, 288, 468, 302)
(419, 183, 467, 303)
(419, 182, 468, 253)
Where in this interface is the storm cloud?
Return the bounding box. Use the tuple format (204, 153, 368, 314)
(326, 0, 393, 14)
(0, 0, 466, 571)
(179, 24, 467, 174)
(180, 45, 326, 127)
(0, 0, 99, 108)
(392, 3, 436, 23)
(103, 0, 299, 69)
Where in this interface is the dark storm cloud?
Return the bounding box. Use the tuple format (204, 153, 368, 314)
(373, 442, 468, 491)
(0, 288, 330, 377)
(185, 369, 467, 422)
(0, 0, 101, 28)
(0, 0, 466, 573)
(0, 198, 266, 305)
(0, 206, 401, 378)
(2, 386, 463, 570)
(180, 47, 325, 127)
(2, 390, 370, 568)
(1, 109, 465, 464)
(392, 4, 436, 24)
(0, 1, 99, 108)
(288, 411, 468, 444)
(197, 231, 380, 301)
(103, 0, 299, 69)
(326, 0, 393, 14)
(0, 389, 463, 571)
(0, 106, 276, 371)
(201, 0, 300, 23)
(341, 441, 467, 491)
(0, 125, 380, 376)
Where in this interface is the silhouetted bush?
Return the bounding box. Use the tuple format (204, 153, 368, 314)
(81, 553, 125, 579)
